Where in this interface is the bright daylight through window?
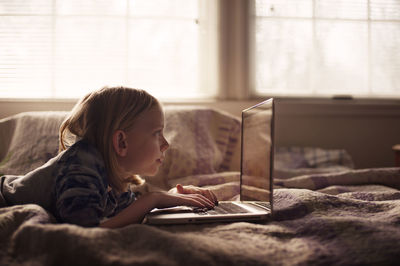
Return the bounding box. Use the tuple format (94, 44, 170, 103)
(254, 0, 400, 98)
(1, 0, 399, 100)
(0, 0, 213, 99)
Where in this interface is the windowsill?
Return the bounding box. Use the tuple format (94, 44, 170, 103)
(1, 96, 400, 119)
(1, 95, 399, 103)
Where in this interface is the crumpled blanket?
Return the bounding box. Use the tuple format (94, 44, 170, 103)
(1, 168, 400, 265)
(1, 110, 399, 265)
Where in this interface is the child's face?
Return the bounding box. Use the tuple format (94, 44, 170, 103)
(118, 103, 169, 176)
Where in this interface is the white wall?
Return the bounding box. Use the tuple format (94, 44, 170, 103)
(1, 98, 399, 169)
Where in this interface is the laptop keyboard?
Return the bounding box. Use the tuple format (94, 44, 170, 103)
(194, 202, 250, 215)
(249, 201, 271, 210)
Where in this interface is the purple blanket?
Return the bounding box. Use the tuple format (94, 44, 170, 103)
(1, 169, 400, 265)
(1, 111, 399, 265)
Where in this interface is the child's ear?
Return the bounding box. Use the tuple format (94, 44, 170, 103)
(112, 130, 128, 157)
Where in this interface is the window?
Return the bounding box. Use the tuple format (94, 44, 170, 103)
(254, 0, 400, 98)
(0, 0, 217, 99)
(2, 1, 399, 100)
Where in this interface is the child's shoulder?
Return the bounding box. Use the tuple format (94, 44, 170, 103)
(58, 139, 104, 168)
(55, 139, 108, 186)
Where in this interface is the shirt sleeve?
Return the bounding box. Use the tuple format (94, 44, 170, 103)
(55, 167, 107, 227)
(112, 189, 136, 215)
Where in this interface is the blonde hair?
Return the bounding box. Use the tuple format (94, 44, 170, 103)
(59, 86, 159, 192)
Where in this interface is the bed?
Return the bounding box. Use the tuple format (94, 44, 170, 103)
(1, 108, 399, 265)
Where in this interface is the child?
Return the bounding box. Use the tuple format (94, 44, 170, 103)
(0, 86, 217, 228)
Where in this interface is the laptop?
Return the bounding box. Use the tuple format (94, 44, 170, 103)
(145, 98, 275, 224)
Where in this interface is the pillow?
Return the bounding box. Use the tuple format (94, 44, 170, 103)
(0, 111, 68, 176)
(143, 106, 241, 190)
(274, 146, 354, 169)
(0, 108, 242, 191)
(273, 146, 355, 179)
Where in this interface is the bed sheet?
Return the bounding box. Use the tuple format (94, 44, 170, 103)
(1, 168, 400, 265)
(1, 110, 399, 265)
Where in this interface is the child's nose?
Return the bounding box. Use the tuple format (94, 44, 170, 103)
(161, 137, 169, 152)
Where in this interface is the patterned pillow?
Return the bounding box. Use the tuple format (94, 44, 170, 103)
(143, 106, 241, 190)
(0, 108, 242, 191)
(0, 111, 68, 176)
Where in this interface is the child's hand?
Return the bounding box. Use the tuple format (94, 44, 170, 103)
(153, 191, 215, 209)
(171, 184, 218, 205)
(100, 191, 216, 228)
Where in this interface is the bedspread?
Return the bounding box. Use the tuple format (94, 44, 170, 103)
(1, 168, 400, 265)
(1, 110, 400, 265)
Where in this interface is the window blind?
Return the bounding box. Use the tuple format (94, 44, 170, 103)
(0, 0, 207, 99)
(254, 0, 400, 98)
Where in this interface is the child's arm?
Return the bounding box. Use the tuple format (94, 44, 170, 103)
(99, 191, 215, 228)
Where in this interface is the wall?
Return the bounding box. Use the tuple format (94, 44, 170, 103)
(1, 98, 399, 169)
(273, 99, 400, 169)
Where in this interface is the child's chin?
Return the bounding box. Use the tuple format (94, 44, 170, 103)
(145, 169, 159, 177)
(141, 164, 161, 176)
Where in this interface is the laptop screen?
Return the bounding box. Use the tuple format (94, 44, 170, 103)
(240, 99, 274, 205)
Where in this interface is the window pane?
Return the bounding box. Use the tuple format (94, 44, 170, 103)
(371, 0, 400, 20)
(371, 22, 400, 95)
(56, 0, 126, 16)
(54, 17, 127, 98)
(0, 0, 52, 15)
(255, 19, 314, 95)
(0, 0, 204, 99)
(314, 21, 368, 95)
(255, 0, 312, 18)
(315, 0, 367, 20)
(255, 1, 400, 98)
(127, 18, 199, 98)
(129, 0, 198, 18)
(0, 16, 52, 97)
